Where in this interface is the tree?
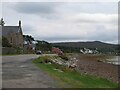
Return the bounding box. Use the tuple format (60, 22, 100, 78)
(36, 40, 52, 51)
(0, 18, 5, 26)
(23, 35, 34, 43)
(2, 36, 11, 47)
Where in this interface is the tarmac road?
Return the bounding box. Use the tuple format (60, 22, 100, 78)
(2, 54, 59, 88)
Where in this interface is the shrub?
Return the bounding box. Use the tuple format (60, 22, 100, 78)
(62, 66, 72, 72)
(35, 57, 44, 63)
(59, 55, 69, 61)
(42, 56, 52, 63)
(53, 63, 61, 69)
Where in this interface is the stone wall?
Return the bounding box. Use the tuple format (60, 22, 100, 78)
(2, 47, 17, 54)
(6, 32, 23, 48)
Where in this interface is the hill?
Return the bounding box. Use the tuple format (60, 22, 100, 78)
(51, 41, 118, 53)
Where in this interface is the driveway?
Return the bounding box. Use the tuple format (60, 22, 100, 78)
(2, 54, 59, 88)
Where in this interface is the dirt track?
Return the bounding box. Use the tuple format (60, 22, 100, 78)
(2, 54, 59, 88)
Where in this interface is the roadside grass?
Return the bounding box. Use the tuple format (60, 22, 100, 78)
(32, 56, 118, 88)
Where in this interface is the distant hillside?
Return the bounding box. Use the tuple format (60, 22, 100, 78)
(52, 41, 117, 49)
(51, 41, 118, 53)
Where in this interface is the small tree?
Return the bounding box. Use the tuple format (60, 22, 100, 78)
(36, 40, 52, 52)
(23, 35, 35, 43)
(2, 36, 11, 47)
(0, 18, 5, 26)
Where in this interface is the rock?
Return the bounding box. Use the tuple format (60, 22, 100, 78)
(48, 62, 52, 64)
(97, 60, 102, 62)
(69, 63, 77, 69)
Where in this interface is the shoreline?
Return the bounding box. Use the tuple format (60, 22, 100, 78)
(71, 54, 119, 83)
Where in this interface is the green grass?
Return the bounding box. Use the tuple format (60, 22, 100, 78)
(33, 56, 118, 88)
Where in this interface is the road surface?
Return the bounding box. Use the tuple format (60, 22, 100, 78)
(2, 54, 59, 88)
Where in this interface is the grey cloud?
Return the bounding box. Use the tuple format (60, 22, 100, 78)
(11, 2, 58, 14)
(22, 25, 35, 35)
(75, 19, 97, 23)
(4, 2, 117, 44)
(35, 36, 84, 42)
(87, 29, 118, 42)
(89, 33, 117, 42)
(24, 24, 117, 43)
(34, 31, 117, 43)
(68, 2, 117, 14)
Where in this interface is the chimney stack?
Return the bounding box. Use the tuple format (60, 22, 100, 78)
(19, 20, 21, 27)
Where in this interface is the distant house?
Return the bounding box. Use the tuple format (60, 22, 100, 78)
(23, 35, 37, 53)
(23, 40, 37, 53)
(80, 48, 99, 54)
(1, 18, 23, 48)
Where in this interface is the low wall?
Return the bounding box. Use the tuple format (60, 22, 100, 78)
(2, 46, 35, 54)
(2, 47, 17, 54)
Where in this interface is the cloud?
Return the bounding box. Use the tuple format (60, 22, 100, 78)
(2, 2, 118, 44)
(22, 25, 35, 35)
(11, 2, 59, 15)
(64, 13, 117, 25)
(1, 0, 119, 3)
(7, 2, 64, 19)
(28, 12, 117, 43)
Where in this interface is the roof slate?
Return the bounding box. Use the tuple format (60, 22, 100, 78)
(1, 26, 20, 36)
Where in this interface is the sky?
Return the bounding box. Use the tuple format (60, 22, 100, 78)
(1, 1, 118, 44)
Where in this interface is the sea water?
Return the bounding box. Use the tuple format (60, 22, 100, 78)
(106, 56, 120, 65)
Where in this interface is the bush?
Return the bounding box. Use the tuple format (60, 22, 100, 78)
(53, 63, 61, 69)
(34, 57, 44, 63)
(42, 56, 52, 63)
(61, 67, 72, 72)
(2, 36, 12, 47)
(59, 55, 69, 61)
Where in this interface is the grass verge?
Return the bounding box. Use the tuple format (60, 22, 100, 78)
(32, 56, 118, 88)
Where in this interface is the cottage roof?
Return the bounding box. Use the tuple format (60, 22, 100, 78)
(1, 26, 22, 36)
